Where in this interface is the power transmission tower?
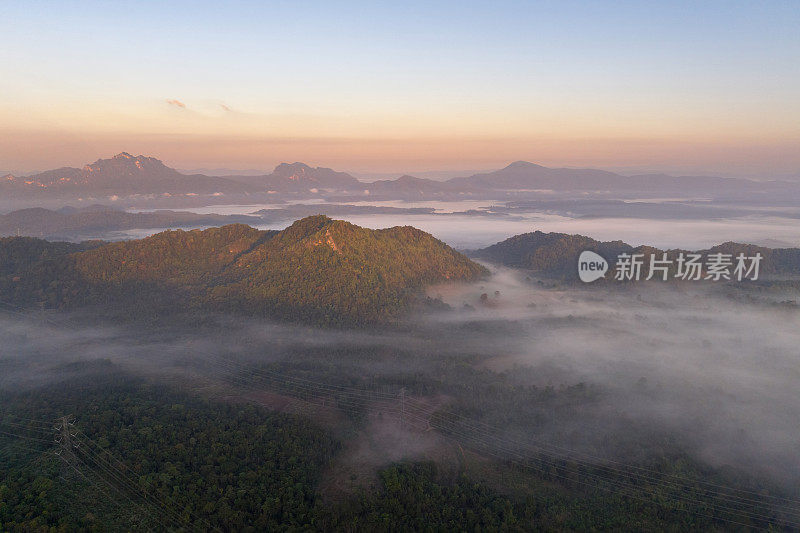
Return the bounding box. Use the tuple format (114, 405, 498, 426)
(52, 416, 152, 530)
(54, 415, 83, 490)
(54, 415, 78, 461)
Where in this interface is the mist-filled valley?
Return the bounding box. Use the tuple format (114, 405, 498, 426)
(2, 228, 800, 531)
(3, 159, 800, 530)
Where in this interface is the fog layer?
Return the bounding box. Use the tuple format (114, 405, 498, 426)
(2, 267, 798, 492)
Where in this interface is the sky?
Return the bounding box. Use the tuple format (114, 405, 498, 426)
(1, 0, 799, 176)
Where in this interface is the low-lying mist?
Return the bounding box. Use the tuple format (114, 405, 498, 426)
(426, 266, 800, 488)
(2, 265, 799, 494)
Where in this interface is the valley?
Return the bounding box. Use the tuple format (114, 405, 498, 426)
(2, 211, 799, 530)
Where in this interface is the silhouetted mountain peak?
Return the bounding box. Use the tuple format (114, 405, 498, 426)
(269, 163, 360, 188)
(86, 153, 170, 174)
(0, 153, 259, 196)
(273, 162, 313, 176)
(504, 161, 544, 170)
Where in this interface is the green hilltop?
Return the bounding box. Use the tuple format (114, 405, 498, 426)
(0, 215, 487, 326)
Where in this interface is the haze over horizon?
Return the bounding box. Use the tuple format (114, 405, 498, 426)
(2, 0, 799, 177)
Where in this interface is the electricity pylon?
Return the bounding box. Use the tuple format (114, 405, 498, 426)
(54, 415, 78, 460)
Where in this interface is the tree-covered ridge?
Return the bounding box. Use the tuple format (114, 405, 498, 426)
(0, 236, 102, 277)
(474, 230, 800, 279)
(73, 223, 271, 285)
(209, 216, 488, 324)
(474, 231, 632, 274)
(0, 216, 487, 325)
(0, 206, 261, 238)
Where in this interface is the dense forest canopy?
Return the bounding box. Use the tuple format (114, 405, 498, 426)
(1, 358, 784, 531)
(0, 216, 487, 326)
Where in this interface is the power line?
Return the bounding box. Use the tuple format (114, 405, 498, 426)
(1, 303, 796, 528)
(194, 353, 794, 527)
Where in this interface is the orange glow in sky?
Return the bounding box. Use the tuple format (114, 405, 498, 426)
(1, 1, 798, 176)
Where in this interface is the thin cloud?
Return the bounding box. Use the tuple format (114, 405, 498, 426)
(166, 99, 186, 109)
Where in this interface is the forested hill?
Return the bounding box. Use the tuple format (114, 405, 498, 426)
(0, 216, 487, 325)
(474, 232, 631, 274)
(0, 206, 260, 239)
(473, 230, 800, 279)
(0, 237, 103, 277)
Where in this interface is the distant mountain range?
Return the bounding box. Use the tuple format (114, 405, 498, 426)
(1, 154, 366, 199)
(2, 153, 255, 196)
(5, 153, 800, 205)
